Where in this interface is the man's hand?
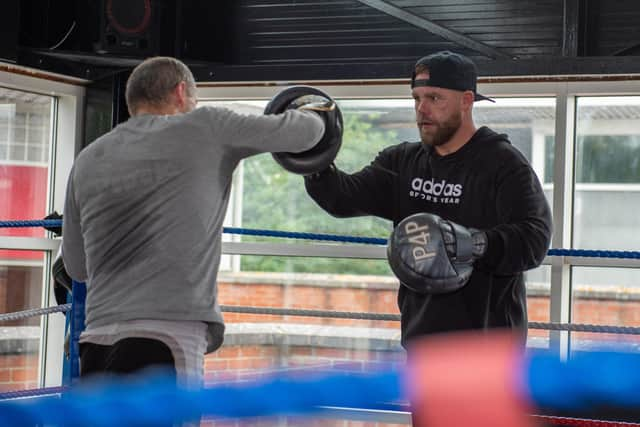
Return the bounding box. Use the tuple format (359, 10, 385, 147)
(43, 211, 63, 237)
(265, 86, 343, 176)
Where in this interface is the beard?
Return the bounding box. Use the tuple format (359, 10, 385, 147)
(419, 112, 462, 147)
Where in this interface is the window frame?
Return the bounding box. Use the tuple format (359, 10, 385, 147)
(0, 66, 85, 389)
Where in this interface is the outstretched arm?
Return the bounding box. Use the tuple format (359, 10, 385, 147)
(304, 146, 398, 220)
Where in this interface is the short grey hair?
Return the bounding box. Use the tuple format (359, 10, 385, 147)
(125, 56, 196, 115)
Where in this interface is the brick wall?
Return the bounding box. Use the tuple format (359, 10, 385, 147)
(213, 273, 640, 358)
(0, 354, 38, 392)
(204, 344, 404, 385)
(217, 273, 640, 328)
(0, 266, 42, 326)
(0, 265, 43, 392)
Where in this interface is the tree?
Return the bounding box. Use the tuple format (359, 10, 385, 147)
(240, 112, 398, 275)
(576, 135, 640, 183)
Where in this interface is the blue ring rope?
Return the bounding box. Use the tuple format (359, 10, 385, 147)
(0, 368, 403, 426)
(0, 220, 64, 229)
(547, 248, 640, 259)
(2, 219, 640, 259)
(223, 226, 388, 245)
(0, 350, 640, 426)
(527, 350, 640, 412)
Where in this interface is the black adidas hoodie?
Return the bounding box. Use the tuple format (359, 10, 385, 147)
(305, 126, 553, 347)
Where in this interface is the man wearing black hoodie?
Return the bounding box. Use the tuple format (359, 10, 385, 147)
(304, 51, 552, 348)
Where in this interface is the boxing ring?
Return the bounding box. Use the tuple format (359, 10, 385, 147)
(0, 219, 639, 427)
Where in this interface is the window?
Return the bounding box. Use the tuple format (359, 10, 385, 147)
(198, 94, 557, 356)
(0, 84, 53, 392)
(198, 99, 401, 275)
(0, 263, 44, 392)
(0, 75, 76, 392)
(474, 97, 556, 199)
(571, 267, 640, 353)
(573, 97, 640, 251)
(193, 79, 640, 366)
(526, 265, 552, 349)
(200, 97, 554, 273)
(0, 88, 52, 165)
(0, 88, 54, 244)
(568, 96, 640, 354)
(206, 256, 404, 389)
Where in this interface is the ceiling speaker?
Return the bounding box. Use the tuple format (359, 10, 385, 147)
(96, 0, 169, 56)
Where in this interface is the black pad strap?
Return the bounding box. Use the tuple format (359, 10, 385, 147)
(449, 221, 474, 263)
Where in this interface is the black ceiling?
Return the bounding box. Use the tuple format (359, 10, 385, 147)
(6, 0, 640, 82)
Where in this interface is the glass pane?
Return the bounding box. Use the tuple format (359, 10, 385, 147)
(26, 146, 38, 163)
(0, 261, 44, 392)
(526, 265, 551, 349)
(0, 87, 54, 246)
(574, 96, 640, 250)
(12, 127, 25, 147)
(526, 265, 551, 321)
(199, 97, 554, 353)
(199, 99, 399, 242)
(200, 97, 554, 246)
(207, 256, 548, 384)
(9, 145, 24, 161)
(13, 113, 25, 127)
(220, 256, 397, 324)
(27, 146, 45, 163)
(207, 256, 403, 386)
(571, 266, 640, 353)
(29, 127, 44, 148)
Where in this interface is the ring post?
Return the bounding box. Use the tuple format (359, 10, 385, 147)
(68, 280, 86, 383)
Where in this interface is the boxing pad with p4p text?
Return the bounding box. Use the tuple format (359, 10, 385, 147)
(387, 212, 487, 294)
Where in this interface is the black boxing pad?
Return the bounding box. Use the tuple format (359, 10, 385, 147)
(52, 252, 72, 306)
(264, 86, 343, 175)
(387, 213, 475, 294)
(44, 211, 63, 236)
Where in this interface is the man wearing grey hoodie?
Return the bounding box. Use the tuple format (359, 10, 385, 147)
(62, 57, 326, 388)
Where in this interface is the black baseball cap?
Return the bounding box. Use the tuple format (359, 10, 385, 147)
(411, 51, 494, 102)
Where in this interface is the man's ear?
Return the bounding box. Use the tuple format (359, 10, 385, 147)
(461, 91, 475, 111)
(174, 81, 189, 108)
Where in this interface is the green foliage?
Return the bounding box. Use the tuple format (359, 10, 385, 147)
(575, 135, 640, 183)
(240, 112, 397, 275)
(545, 135, 640, 184)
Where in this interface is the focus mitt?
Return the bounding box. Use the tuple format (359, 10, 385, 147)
(387, 213, 487, 294)
(264, 86, 343, 175)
